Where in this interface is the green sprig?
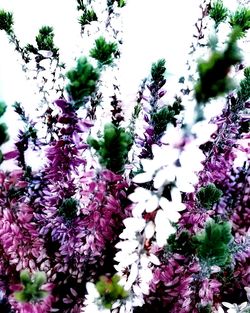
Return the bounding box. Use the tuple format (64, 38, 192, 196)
(0, 101, 8, 163)
(0, 9, 13, 34)
(90, 36, 118, 67)
(195, 29, 242, 104)
(229, 7, 250, 38)
(107, 0, 126, 9)
(197, 183, 223, 209)
(150, 59, 166, 94)
(35, 25, 59, 56)
(237, 67, 250, 105)
(66, 57, 100, 106)
(193, 219, 233, 267)
(14, 270, 48, 303)
(88, 123, 132, 173)
(209, 0, 228, 28)
(79, 9, 97, 28)
(96, 275, 128, 309)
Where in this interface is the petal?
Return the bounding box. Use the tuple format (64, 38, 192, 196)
(133, 172, 153, 184)
(123, 217, 146, 232)
(145, 195, 159, 213)
(167, 209, 181, 223)
(144, 221, 155, 239)
(222, 302, 234, 309)
(128, 187, 151, 202)
(155, 210, 176, 247)
(153, 168, 169, 189)
(171, 188, 182, 203)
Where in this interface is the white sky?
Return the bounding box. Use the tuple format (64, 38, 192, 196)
(0, 0, 204, 103)
(0, 0, 247, 161)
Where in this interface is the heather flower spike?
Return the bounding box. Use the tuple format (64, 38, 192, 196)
(0, 0, 250, 312)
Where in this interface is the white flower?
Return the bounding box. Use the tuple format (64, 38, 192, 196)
(132, 144, 179, 185)
(83, 282, 110, 313)
(144, 221, 155, 239)
(155, 209, 176, 247)
(245, 287, 250, 301)
(216, 306, 225, 313)
(128, 188, 159, 215)
(159, 188, 186, 222)
(222, 301, 249, 313)
(119, 217, 146, 239)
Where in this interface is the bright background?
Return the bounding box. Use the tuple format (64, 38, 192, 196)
(0, 0, 240, 104)
(0, 0, 247, 164)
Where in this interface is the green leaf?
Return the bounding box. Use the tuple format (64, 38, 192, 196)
(35, 25, 59, 56)
(14, 271, 49, 303)
(150, 59, 166, 92)
(197, 183, 223, 209)
(107, 0, 126, 9)
(79, 9, 97, 28)
(33, 272, 47, 288)
(95, 275, 128, 309)
(209, 0, 228, 28)
(166, 231, 195, 255)
(90, 36, 118, 67)
(152, 107, 175, 136)
(237, 67, 250, 105)
(14, 291, 28, 303)
(195, 29, 242, 103)
(0, 9, 14, 34)
(229, 7, 250, 38)
(0, 123, 9, 145)
(20, 270, 31, 286)
(88, 123, 132, 173)
(0, 101, 6, 117)
(193, 219, 233, 267)
(66, 57, 100, 105)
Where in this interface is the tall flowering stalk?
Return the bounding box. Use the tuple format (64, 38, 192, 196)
(0, 1, 250, 313)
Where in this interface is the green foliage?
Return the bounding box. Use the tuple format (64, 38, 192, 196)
(96, 275, 128, 309)
(209, 0, 228, 28)
(59, 198, 78, 220)
(0, 102, 8, 154)
(237, 67, 250, 105)
(88, 123, 132, 173)
(0, 9, 13, 34)
(229, 7, 250, 38)
(79, 9, 97, 28)
(152, 97, 183, 136)
(35, 26, 58, 55)
(14, 270, 48, 303)
(150, 59, 166, 93)
(24, 43, 38, 54)
(196, 183, 223, 209)
(76, 0, 85, 11)
(166, 231, 195, 256)
(0, 101, 7, 117)
(107, 0, 126, 9)
(90, 36, 118, 67)
(195, 29, 242, 103)
(0, 123, 8, 146)
(152, 107, 175, 136)
(193, 219, 233, 267)
(66, 57, 100, 105)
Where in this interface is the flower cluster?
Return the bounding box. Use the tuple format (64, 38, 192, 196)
(0, 0, 250, 312)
